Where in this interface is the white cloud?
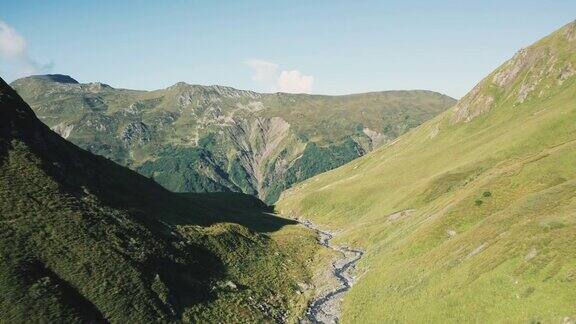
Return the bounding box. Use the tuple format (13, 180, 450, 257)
(0, 20, 51, 79)
(245, 59, 278, 84)
(277, 70, 314, 94)
(0, 21, 26, 58)
(245, 59, 314, 94)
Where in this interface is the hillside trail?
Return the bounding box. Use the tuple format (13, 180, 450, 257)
(267, 213, 363, 324)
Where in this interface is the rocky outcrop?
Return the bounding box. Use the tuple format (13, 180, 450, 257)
(451, 83, 495, 123)
(86, 82, 112, 93)
(563, 20, 576, 42)
(452, 21, 576, 123)
(51, 123, 75, 139)
(558, 63, 575, 85)
(362, 127, 388, 149)
(121, 122, 151, 145)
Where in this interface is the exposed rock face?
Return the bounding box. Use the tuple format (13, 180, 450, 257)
(558, 63, 575, 85)
(121, 122, 151, 145)
(226, 117, 292, 198)
(452, 21, 576, 123)
(452, 46, 545, 122)
(362, 127, 387, 149)
(87, 82, 112, 93)
(451, 84, 495, 123)
(492, 48, 534, 88)
(51, 123, 75, 139)
(563, 20, 576, 42)
(429, 124, 440, 139)
(124, 102, 144, 115)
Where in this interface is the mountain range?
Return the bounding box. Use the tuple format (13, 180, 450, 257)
(10, 77, 455, 203)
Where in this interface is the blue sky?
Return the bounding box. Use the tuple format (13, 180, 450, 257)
(1, 1, 575, 98)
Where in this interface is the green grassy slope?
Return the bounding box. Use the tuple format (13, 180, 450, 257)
(11, 77, 455, 203)
(277, 20, 576, 323)
(0, 77, 320, 322)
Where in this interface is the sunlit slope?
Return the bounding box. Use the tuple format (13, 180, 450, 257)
(277, 21, 576, 322)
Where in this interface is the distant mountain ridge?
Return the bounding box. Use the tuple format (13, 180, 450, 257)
(11, 76, 455, 203)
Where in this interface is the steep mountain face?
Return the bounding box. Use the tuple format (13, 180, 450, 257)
(11, 77, 455, 203)
(0, 77, 322, 322)
(277, 21, 576, 322)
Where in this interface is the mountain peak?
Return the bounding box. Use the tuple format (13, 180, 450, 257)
(43, 74, 79, 84)
(17, 74, 79, 84)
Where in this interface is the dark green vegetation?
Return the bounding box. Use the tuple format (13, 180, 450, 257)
(11, 77, 455, 203)
(278, 21, 576, 322)
(0, 77, 322, 322)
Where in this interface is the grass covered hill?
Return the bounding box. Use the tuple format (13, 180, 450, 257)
(277, 20, 576, 322)
(11, 77, 455, 203)
(0, 76, 322, 322)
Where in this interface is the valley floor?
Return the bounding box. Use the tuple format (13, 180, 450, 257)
(271, 213, 364, 323)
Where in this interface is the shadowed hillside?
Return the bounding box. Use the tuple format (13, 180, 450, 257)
(0, 77, 320, 322)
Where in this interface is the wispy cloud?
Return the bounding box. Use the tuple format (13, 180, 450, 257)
(0, 20, 52, 80)
(245, 60, 278, 85)
(0, 21, 26, 58)
(245, 59, 314, 94)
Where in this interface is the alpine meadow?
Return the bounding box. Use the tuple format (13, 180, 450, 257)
(1, 2, 576, 323)
(278, 20, 576, 323)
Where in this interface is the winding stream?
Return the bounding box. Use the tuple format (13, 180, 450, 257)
(298, 219, 364, 324)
